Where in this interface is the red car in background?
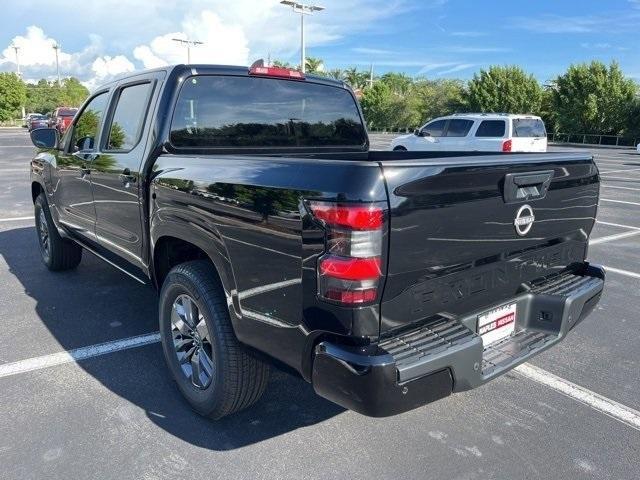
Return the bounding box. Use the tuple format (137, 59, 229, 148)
(50, 107, 78, 134)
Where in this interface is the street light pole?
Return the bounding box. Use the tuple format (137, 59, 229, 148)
(52, 43, 61, 85)
(171, 38, 204, 64)
(280, 1, 325, 74)
(10, 44, 25, 120)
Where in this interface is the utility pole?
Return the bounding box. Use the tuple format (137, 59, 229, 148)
(52, 43, 61, 85)
(280, 1, 325, 74)
(11, 44, 25, 119)
(369, 63, 374, 89)
(171, 38, 204, 64)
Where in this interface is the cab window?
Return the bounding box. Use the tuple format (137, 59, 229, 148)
(70, 93, 109, 152)
(105, 83, 152, 151)
(475, 120, 506, 138)
(445, 119, 474, 137)
(421, 120, 447, 137)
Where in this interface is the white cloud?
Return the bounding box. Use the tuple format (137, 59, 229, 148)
(0, 0, 409, 87)
(0, 26, 71, 69)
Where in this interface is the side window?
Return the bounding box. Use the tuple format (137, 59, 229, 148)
(446, 119, 474, 137)
(105, 83, 152, 151)
(475, 120, 506, 138)
(71, 93, 109, 152)
(421, 120, 447, 137)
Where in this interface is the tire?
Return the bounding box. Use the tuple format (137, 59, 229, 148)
(34, 193, 82, 271)
(159, 260, 270, 419)
(393, 146, 407, 151)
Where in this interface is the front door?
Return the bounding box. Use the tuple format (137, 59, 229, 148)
(53, 92, 109, 242)
(92, 79, 157, 272)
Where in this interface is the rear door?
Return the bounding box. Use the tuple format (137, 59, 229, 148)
(440, 119, 474, 150)
(92, 74, 162, 272)
(472, 119, 506, 151)
(511, 118, 547, 152)
(378, 153, 599, 333)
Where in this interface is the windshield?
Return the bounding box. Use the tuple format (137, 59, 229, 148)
(170, 75, 367, 149)
(512, 118, 546, 138)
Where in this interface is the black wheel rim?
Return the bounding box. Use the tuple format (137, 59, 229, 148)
(37, 209, 50, 261)
(170, 294, 214, 389)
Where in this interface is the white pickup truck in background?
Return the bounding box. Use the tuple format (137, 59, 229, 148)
(390, 113, 548, 153)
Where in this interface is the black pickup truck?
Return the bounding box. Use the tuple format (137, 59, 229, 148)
(29, 64, 605, 419)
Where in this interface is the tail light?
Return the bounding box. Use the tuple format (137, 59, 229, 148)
(502, 139, 512, 152)
(309, 202, 385, 306)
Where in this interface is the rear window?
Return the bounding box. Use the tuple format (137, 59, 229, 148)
(446, 119, 473, 137)
(512, 118, 546, 138)
(475, 120, 506, 137)
(170, 75, 366, 149)
(59, 108, 77, 117)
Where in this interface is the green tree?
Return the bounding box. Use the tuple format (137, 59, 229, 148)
(551, 61, 637, 135)
(413, 78, 467, 122)
(465, 65, 543, 114)
(59, 78, 89, 107)
(342, 67, 369, 91)
(0, 73, 26, 121)
(25, 77, 89, 114)
(304, 56, 324, 74)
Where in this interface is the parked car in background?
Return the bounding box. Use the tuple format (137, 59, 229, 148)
(27, 114, 49, 131)
(391, 114, 548, 152)
(50, 107, 78, 134)
(23, 113, 41, 129)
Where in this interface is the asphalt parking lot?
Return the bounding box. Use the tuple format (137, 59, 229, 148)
(1, 128, 639, 479)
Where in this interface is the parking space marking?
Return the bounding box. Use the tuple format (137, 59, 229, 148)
(590, 230, 640, 245)
(596, 220, 640, 230)
(0, 332, 160, 379)
(599, 167, 640, 174)
(602, 185, 640, 192)
(603, 265, 640, 279)
(0, 216, 34, 222)
(515, 364, 640, 432)
(600, 198, 640, 207)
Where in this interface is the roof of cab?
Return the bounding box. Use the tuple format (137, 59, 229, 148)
(94, 64, 347, 91)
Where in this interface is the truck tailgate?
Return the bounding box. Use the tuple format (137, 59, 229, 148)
(378, 152, 599, 333)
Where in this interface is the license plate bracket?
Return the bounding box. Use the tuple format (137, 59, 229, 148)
(478, 303, 516, 347)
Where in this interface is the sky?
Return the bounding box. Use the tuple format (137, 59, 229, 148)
(0, 0, 638, 90)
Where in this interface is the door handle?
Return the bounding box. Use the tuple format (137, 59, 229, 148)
(503, 170, 554, 203)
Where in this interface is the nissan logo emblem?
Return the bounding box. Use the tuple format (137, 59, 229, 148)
(514, 204, 535, 236)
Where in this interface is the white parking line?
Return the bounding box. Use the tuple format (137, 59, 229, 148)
(596, 220, 640, 230)
(0, 332, 160, 379)
(602, 185, 640, 192)
(603, 265, 640, 280)
(599, 167, 640, 174)
(0, 216, 34, 222)
(515, 364, 640, 432)
(600, 198, 640, 206)
(590, 230, 640, 245)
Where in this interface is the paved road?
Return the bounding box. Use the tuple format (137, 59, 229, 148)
(1, 128, 639, 479)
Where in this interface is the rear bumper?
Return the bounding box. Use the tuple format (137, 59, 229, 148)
(312, 263, 604, 417)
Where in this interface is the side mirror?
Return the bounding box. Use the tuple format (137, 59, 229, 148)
(30, 128, 59, 149)
(418, 130, 431, 137)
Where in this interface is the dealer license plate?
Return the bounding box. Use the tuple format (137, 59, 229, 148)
(478, 303, 516, 346)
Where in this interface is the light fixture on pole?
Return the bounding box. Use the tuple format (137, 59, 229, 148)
(280, 1, 324, 74)
(171, 38, 204, 64)
(52, 43, 61, 85)
(10, 44, 21, 78)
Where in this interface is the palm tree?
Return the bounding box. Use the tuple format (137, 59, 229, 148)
(342, 67, 368, 90)
(304, 57, 324, 74)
